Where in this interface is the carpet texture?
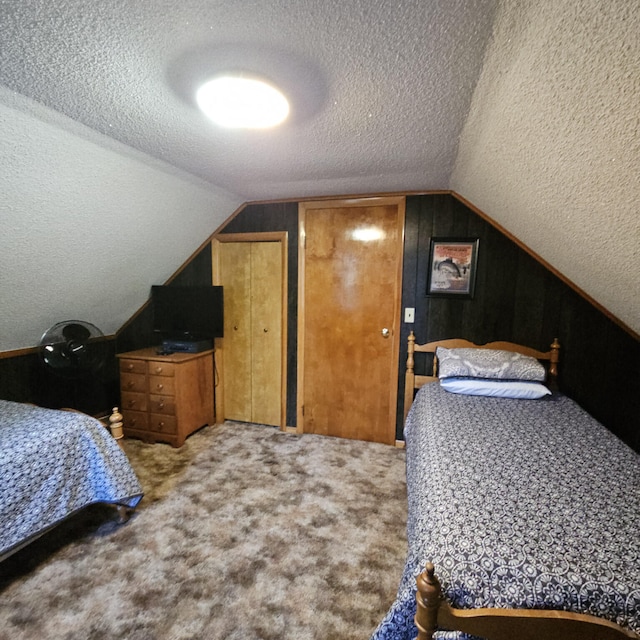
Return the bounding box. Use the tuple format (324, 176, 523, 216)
(0, 422, 407, 639)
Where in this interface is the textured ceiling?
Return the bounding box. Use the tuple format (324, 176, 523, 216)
(1, 0, 638, 351)
(0, 0, 496, 200)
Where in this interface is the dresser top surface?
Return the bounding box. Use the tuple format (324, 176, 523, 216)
(117, 347, 214, 363)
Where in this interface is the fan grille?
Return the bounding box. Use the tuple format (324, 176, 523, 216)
(40, 320, 106, 378)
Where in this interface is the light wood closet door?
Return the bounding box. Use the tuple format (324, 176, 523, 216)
(299, 197, 405, 444)
(219, 241, 282, 426)
(220, 243, 252, 421)
(249, 242, 282, 427)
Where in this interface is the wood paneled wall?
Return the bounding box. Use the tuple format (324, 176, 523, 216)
(115, 241, 214, 354)
(0, 341, 118, 417)
(2, 195, 637, 451)
(399, 195, 639, 451)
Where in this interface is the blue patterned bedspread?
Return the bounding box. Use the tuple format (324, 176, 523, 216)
(0, 400, 143, 560)
(372, 383, 640, 639)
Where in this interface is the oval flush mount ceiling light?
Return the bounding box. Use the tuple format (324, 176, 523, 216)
(196, 75, 290, 129)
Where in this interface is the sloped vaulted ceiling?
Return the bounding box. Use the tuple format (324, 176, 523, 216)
(0, 0, 638, 351)
(452, 0, 640, 337)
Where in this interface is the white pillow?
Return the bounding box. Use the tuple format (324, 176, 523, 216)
(440, 377, 552, 399)
(436, 347, 547, 382)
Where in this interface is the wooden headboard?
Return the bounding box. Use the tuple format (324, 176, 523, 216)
(404, 332, 561, 420)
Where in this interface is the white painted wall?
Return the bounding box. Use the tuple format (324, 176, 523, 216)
(0, 89, 242, 351)
(452, 0, 640, 335)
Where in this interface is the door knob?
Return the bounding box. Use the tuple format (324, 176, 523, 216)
(263, 327, 269, 333)
(381, 327, 390, 338)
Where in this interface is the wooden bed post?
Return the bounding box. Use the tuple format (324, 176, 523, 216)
(108, 406, 135, 521)
(406, 331, 416, 376)
(416, 564, 640, 640)
(415, 562, 441, 640)
(108, 407, 125, 449)
(549, 338, 560, 380)
(404, 331, 416, 421)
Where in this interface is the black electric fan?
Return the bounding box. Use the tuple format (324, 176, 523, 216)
(39, 320, 107, 380)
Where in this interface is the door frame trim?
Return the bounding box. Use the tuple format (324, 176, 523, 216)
(212, 232, 288, 431)
(297, 196, 406, 442)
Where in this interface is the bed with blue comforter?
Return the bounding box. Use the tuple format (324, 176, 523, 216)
(0, 400, 143, 561)
(372, 379, 639, 640)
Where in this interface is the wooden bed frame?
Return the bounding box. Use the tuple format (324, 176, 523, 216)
(403, 332, 638, 640)
(105, 406, 125, 446)
(404, 332, 560, 421)
(104, 406, 132, 522)
(416, 562, 637, 640)
(64, 405, 125, 446)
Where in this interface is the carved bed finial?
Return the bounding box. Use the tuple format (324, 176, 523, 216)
(415, 562, 442, 640)
(549, 338, 560, 379)
(407, 330, 416, 373)
(108, 407, 124, 448)
(404, 331, 417, 422)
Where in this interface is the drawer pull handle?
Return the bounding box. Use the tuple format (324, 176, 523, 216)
(158, 402, 165, 409)
(130, 419, 137, 426)
(127, 364, 134, 370)
(126, 381, 135, 389)
(158, 421, 165, 428)
(155, 367, 163, 374)
(156, 384, 164, 390)
(127, 400, 136, 408)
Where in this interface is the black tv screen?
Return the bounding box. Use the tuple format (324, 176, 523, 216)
(151, 285, 224, 339)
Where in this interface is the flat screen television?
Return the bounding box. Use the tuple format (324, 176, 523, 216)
(151, 285, 224, 340)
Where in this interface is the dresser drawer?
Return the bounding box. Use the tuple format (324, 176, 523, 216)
(121, 372, 147, 393)
(149, 413, 177, 434)
(148, 375, 175, 396)
(121, 391, 147, 412)
(120, 359, 146, 375)
(148, 362, 175, 377)
(149, 394, 176, 415)
(122, 410, 148, 430)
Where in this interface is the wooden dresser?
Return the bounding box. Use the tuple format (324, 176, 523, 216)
(117, 347, 215, 447)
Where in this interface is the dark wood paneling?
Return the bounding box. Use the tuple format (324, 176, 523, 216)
(116, 242, 213, 353)
(0, 352, 37, 404)
(115, 305, 155, 355)
(0, 341, 118, 417)
(398, 195, 639, 452)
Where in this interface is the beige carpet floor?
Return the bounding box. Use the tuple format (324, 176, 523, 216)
(0, 422, 407, 640)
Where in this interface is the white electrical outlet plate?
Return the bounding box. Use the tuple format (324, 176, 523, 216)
(404, 307, 415, 323)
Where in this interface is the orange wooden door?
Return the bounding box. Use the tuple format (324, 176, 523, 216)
(298, 197, 405, 444)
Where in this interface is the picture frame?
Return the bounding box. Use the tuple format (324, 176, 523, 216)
(426, 237, 479, 298)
